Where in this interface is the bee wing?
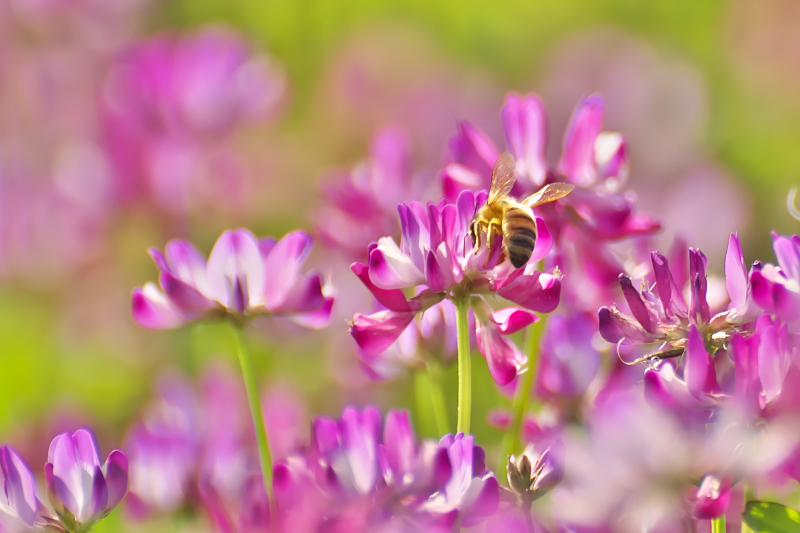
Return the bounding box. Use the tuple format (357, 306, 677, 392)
(488, 152, 518, 204)
(522, 183, 575, 208)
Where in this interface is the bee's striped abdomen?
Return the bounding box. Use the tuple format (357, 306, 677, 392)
(502, 207, 537, 268)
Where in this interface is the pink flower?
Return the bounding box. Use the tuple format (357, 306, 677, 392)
(693, 475, 732, 520)
(350, 189, 559, 385)
(45, 429, 128, 530)
(132, 229, 334, 329)
(751, 233, 800, 323)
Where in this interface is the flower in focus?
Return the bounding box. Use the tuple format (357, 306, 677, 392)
(506, 439, 565, 505)
(131, 228, 334, 330)
(599, 233, 760, 352)
(0, 445, 47, 532)
(349, 189, 560, 385)
(45, 429, 128, 532)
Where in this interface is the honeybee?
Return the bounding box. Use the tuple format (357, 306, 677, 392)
(469, 152, 574, 268)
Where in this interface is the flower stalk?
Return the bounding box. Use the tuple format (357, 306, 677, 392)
(455, 298, 472, 434)
(229, 323, 273, 506)
(712, 515, 726, 533)
(498, 316, 546, 480)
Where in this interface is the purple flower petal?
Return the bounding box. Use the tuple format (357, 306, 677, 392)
(689, 248, 711, 326)
(440, 164, 484, 204)
(531, 439, 566, 496)
(501, 92, 548, 188)
(684, 325, 719, 400)
(425, 250, 453, 293)
(594, 132, 628, 181)
(491, 307, 538, 335)
(369, 238, 425, 290)
(131, 284, 188, 330)
(160, 272, 217, 313)
(651, 252, 687, 321)
(351, 262, 416, 313)
(381, 411, 416, 482)
(448, 122, 499, 180)
(312, 417, 340, 458)
(557, 94, 604, 186)
(350, 310, 417, 356)
(496, 270, 561, 313)
(207, 229, 265, 312)
(756, 315, 791, 405)
(530, 216, 553, 263)
(338, 406, 381, 494)
(104, 450, 128, 511)
(598, 306, 659, 344)
(461, 476, 500, 528)
(239, 475, 270, 533)
(694, 476, 731, 519)
(619, 275, 653, 333)
(90, 465, 109, 518)
(475, 317, 526, 386)
(163, 239, 212, 296)
(1, 446, 39, 526)
(47, 433, 80, 517)
(263, 230, 312, 309)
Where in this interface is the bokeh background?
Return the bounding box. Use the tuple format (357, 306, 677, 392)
(1, 0, 799, 530)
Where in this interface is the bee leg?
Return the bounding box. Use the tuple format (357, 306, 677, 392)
(483, 221, 500, 267)
(471, 222, 483, 255)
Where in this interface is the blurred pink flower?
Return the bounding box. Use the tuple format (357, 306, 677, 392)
(103, 26, 286, 214)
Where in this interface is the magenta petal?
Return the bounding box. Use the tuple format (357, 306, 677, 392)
(382, 411, 416, 480)
(290, 293, 335, 330)
(351, 262, 414, 313)
(530, 217, 552, 263)
(271, 273, 324, 314)
(350, 310, 416, 356)
(725, 233, 749, 314)
(425, 250, 452, 293)
(619, 275, 653, 333)
(461, 476, 500, 528)
(756, 315, 790, 405)
(496, 271, 561, 312)
(368, 240, 425, 290)
(475, 319, 525, 386)
(501, 92, 547, 188)
(558, 93, 604, 186)
(750, 270, 773, 311)
(651, 252, 687, 320)
(694, 476, 731, 520)
(131, 284, 188, 330)
(594, 132, 628, 180)
(104, 450, 128, 510)
(239, 475, 270, 533)
(689, 248, 711, 326)
(48, 434, 80, 517)
(263, 230, 312, 309)
(685, 325, 719, 400)
(312, 417, 340, 457)
(431, 447, 452, 489)
(531, 440, 566, 495)
(491, 308, 537, 335)
(163, 239, 210, 293)
(91, 465, 109, 518)
(207, 229, 265, 311)
(448, 122, 499, 180)
(160, 272, 217, 313)
(440, 164, 484, 204)
(1, 446, 38, 526)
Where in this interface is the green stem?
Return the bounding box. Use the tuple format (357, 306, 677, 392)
(742, 483, 755, 533)
(455, 298, 472, 434)
(498, 316, 546, 481)
(427, 360, 450, 436)
(229, 323, 273, 504)
(712, 515, 726, 533)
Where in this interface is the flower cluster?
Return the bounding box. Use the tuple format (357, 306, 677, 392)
(349, 189, 560, 385)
